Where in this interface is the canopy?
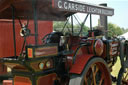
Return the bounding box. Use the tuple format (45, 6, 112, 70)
(119, 32, 128, 40)
(0, 0, 114, 20)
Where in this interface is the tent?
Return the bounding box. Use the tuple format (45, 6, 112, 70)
(119, 32, 128, 40)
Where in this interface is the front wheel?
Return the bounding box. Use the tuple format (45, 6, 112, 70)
(69, 57, 112, 85)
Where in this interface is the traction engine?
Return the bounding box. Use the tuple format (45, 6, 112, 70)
(0, 0, 127, 85)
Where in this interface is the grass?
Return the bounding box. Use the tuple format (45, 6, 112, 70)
(111, 57, 121, 77)
(111, 57, 121, 85)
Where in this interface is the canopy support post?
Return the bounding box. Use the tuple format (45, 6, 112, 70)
(71, 16, 74, 35)
(32, 0, 38, 45)
(78, 14, 89, 35)
(90, 14, 92, 30)
(11, 5, 16, 57)
(100, 3, 108, 39)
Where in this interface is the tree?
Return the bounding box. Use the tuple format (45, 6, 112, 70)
(122, 28, 128, 33)
(53, 21, 89, 36)
(53, 22, 125, 37)
(54, 21, 66, 31)
(108, 23, 123, 37)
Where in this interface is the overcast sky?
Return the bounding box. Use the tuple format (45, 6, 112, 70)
(71, 0, 128, 29)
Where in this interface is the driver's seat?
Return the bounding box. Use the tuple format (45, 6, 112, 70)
(45, 32, 63, 43)
(42, 32, 64, 51)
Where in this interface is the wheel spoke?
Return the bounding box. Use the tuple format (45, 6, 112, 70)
(84, 77, 88, 85)
(81, 58, 111, 85)
(95, 66, 99, 75)
(99, 73, 104, 85)
(124, 72, 128, 80)
(122, 69, 128, 84)
(91, 65, 97, 85)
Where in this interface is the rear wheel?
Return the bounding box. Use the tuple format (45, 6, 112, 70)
(69, 57, 112, 85)
(117, 67, 128, 85)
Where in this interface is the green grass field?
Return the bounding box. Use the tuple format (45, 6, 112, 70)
(111, 57, 121, 85)
(111, 57, 121, 77)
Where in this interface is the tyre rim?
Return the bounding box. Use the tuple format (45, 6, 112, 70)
(83, 62, 111, 85)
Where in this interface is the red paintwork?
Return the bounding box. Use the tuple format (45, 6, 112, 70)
(52, 0, 54, 7)
(14, 76, 31, 85)
(0, 20, 53, 57)
(65, 36, 94, 74)
(13, 73, 56, 85)
(37, 73, 57, 85)
(88, 39, 95, 54)
(65, 36, 82, 69)
(70, 54, 93, 74)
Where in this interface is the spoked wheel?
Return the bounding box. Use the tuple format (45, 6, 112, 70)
(117, 67, 128, 85)
(69, 57, 112, 85)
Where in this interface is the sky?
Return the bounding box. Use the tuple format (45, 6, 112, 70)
(72, 0, 128, 29)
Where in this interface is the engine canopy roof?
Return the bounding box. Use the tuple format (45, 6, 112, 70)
(0, 0, 114, 20)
